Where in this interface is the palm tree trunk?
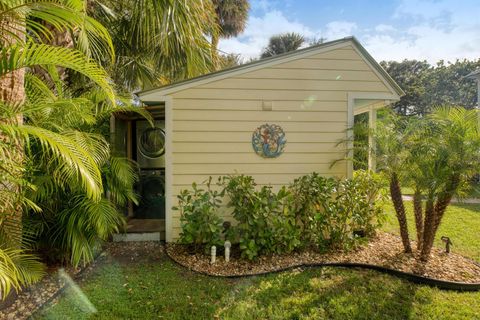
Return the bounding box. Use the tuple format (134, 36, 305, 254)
(420, 175, 460, 261)
(0, 14, 26, 246)
(211, 33, 220, 70)
(413, 190, 423, 250)
(389, 172, 412, 253)
(433, 175, 459, 235)
(420, 199, 435, 261)
(33, 23, 74, 86)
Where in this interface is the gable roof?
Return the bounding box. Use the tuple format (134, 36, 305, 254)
(137, 36, 404, 102)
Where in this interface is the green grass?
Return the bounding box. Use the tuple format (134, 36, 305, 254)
(36, 202, 480, 320)
(382, 202, 480, 262)
(36, 259, 480, 320)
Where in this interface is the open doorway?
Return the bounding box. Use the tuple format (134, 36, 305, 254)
(112, 106, 166, 239)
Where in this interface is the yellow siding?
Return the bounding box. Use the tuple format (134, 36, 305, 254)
(168, 46, 391, 240)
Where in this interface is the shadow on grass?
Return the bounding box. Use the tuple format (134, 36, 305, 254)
(217, 267, 424, 320)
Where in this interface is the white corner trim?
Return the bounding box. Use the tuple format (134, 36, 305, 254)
(162, 96, 174, 243)
(347, 94, 355, 179)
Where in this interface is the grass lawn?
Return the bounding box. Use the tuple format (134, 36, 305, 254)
(382, 202, 480, 262)
(36, 202, 480, 320)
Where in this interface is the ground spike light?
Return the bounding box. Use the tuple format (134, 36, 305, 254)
(441, 236, 452, 253)
(211, 246, 216, 264)
(224, 241, 231, 263)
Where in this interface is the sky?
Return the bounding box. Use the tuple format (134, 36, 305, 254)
(218, 0, 480, 63)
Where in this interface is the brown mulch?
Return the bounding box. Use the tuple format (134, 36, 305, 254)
(166, 232, 480, 284)
(0, 263, 89, 320)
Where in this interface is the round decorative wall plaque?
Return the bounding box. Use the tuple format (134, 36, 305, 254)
(252, 123, 286, 158)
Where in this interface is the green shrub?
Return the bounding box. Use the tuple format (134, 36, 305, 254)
(174, 178, 224, 253)
(221, 175, 301, 260)
(289, 171, 386, 251)
(177, 171, 386, 259)
(289, 173, 338, 247)
(347, 170, 387, 236)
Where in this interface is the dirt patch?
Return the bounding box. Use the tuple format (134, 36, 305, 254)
(167, 232, 480, 284)
(105, 241, 165, 264)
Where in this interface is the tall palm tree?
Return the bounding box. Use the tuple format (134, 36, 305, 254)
(211, 0, 249, 69)
(0, 0, 116, 298)
(22, 82, 143, 266)
(261, 32, 305, 58)
(90, 0, 219, 92)
(352, 111, 413, 253)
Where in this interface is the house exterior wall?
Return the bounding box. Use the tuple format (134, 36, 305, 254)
(167, 45, 393, 240)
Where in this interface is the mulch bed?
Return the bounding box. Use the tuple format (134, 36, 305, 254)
(166, 232, 480, 284)
(0, 263, 90, 320)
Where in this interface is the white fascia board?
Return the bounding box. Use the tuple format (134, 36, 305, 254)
(138, 41, 354, 101)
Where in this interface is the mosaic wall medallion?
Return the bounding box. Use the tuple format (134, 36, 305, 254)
(252, 123, 286, 158)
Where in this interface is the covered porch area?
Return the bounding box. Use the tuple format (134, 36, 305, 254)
(349, 93, 398, 174)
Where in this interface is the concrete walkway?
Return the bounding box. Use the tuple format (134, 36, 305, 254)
(402, 195, 480, 204)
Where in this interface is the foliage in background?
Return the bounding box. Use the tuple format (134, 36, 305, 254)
(177, 172, 386, 260)
(174, 178, 224, 253)
(210, 0, 250, 68)
(353, 113, 369, 170)
(89, 0, 219, 92)
(260, 32, 306, 58)
(381, 59, 480, 115)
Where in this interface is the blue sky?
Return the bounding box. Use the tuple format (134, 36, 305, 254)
(218, 0, 480, 63)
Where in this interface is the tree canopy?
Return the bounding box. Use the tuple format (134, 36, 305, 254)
(261, 32, 306, 58)
(381, 59, 480, 115)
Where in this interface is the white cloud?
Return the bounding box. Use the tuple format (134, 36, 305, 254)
(324, 21, 357, 40)
(220, 1, 480, 63)
(363, 0, 480, 62)
(219, 10, 323, 60)
(375, 24, 396, 33)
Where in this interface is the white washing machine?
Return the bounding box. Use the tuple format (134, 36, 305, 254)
(136, 119, 165, 169)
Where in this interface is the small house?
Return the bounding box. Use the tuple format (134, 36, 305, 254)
(113, 37, 404, 242)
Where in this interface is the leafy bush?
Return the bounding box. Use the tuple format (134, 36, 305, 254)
(290, 171, 386, 251)
(221, 175, 301, 260)
(177, 171, 385, 259)
(174, 178, 224, 253)
(289, 173, 338, 246)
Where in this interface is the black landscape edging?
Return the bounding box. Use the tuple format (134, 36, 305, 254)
(165, 250, 480, 292)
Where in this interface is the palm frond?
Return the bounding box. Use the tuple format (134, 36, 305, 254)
(0, 246, 45, 299)
(0, 123, 104, 200)
(0, 42, 115, 103)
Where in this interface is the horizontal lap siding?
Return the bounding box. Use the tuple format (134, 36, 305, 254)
(168, 46, 390, 239)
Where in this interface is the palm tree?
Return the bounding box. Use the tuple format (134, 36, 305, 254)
(0, 0, 116, 298)
(353, 111, 413, 253)
(408, 107, 480, 261)
(22, 77, 145, 266)
(261, 32, 305, 58)
(210, 0, 249, 68)
(89, 0, 219, 92)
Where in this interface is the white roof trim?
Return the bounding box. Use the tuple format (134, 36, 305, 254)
(138, 37, 404, 102)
